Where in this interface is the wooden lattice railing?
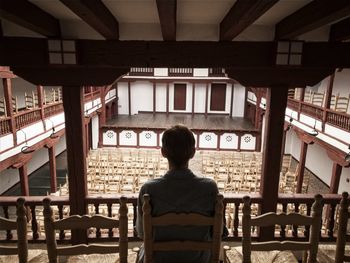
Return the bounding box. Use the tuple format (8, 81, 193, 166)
(0, 193, 347, 244)
(15, 109, 42, 129)
(326, 109, 350, 131)
(44, 103, 64, 118)
(0, 117, 11, 135)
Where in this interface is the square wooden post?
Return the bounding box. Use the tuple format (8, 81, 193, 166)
(19, 164, 29, 196)
(296, 141, 308, 193)
(259, 87, 288, 241)
(62, 86, 88, 244)
(48, 145, 57, 193)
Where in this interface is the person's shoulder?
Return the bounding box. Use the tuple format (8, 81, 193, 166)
(193, 175, 218, 188)
(139, 177, 164, 191)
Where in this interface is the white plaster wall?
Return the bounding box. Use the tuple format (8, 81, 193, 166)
(156, 84, 166, 112)
(194, 84, 206, 113)
(119, 130, 137, 146)
(139, 131, 157, 147)
(324, 124, 350, 145)
(232, 84, 245, 117)
(220, 133, 238, 150)
(116, 83, 129, 115)
(207, 83, 232, 114)
(154, 68, 168, 76)
(131, 82, 153, 114)
(193, 68, 208, 77)
(199, 132, 217, 149)
(240, 134, 256, 150)
(91, 116, 99, 149)
(103, 130, 117, 145)
(0, 134, 14, 152)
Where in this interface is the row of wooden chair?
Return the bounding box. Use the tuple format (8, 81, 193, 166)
(303, 90, 350, 113)
(1, 193, 349, 263)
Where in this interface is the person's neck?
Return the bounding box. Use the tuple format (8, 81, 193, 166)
(168, 162, 189, 171)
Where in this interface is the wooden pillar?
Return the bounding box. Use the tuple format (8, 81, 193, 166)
(115, 83, 119, 116)
(230, 83, 234, 118)
(299, 88, 305, 101)
(48, 145, 57, 193)
(243, 87, 248, 118)
(166, 82, 169, 116)
(260, 87, 289, 241)
(255, 93, 262, 129)
(3, 78, 16, 144)
(153, 82, 156, 115)
(329, 162, 342, 194)
(192, 83, 195, 116)
(37, 85, 45, 125)
(296, 141, 308, 193)
(98, 87, 106, 147)
(205, 83, 209, 117)
(62, 86, 88, 244)
(322, 72, 335, 131)
(128, 81, 131, 116)
(19, 164, 29, 196)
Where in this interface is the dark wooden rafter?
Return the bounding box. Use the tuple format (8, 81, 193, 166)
(220, 0, 278, 41)
(275, 0, 350, 39)
(156, 0, 177, 41)
(0, 0, 60, 37)
(330, 16, 350, 42)
(0, 19, 3, 37)
(59, 0, 119, 40)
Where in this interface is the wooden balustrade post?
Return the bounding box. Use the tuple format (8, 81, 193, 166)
(48, 145, 57, 193)
(260, 86, 288, 241)
(255, 93, 262, 129)
(3, 78, 17, 144)
(322, 72, 335, 131)
(296, 141, 308, 193)
(62, 86, 88, 244)
(205, 83, 209, 117)
(37, 85, 45, 127)
(98, 87, 106, 147)
(19, 164, 29, 196)
(298, 88, 305, 120)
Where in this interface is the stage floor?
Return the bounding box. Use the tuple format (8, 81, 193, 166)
(105, 113, 257, 132)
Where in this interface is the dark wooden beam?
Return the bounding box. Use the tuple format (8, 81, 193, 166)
(62, 86, 87, 244)
(59, 0, 118, 39)
(260, 86, 289, 241)
(0, 0, 60, 37)
(48, 145, 57, 193)
(296, 141, 308, 193)
(220, 0, 278, 41)
(330, 16, 350, 42)
(275, 0, 350, 39)
(329, 162, 342, 194)
(0, 19, 3, 37)
(156, 0, 176, 41)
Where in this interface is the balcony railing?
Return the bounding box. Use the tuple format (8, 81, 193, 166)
(0, 193, 345, 244)
(326, 109, 350, 131)
(0, 117, 11, 135)
(43, 103, 64, 118)
(129, 67, 154, 76)
(168, 68, 193, 76)
(15, 108, 42, 129)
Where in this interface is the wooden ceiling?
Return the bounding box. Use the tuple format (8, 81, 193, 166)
(0, 0, 349, 42)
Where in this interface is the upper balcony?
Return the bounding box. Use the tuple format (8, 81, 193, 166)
(128, 67, 226, 78)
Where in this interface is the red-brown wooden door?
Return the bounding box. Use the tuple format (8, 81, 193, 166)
(210, 83, 226, 111)
(174, 84, 186, 110)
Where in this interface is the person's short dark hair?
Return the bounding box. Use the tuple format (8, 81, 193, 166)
(161, 125, 195, 167)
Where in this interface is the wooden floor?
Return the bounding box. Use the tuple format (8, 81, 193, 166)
(105, 113, 257, 132)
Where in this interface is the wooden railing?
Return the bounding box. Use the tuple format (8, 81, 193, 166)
(168, 68, 193, 76)
(0, 193, 346, 244)
(326, 109, 350, 131)
(300, 102, 323, 120)
(44, 103, 64, 118)
(15, 108, 41, 129)
(0, 117, 11, 135)
(129, 67, 154, 76)
(209, 68, 225, 76)
(287, 98, 299, 112)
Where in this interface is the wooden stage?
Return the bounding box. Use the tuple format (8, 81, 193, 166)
(105, 113, 257, 132)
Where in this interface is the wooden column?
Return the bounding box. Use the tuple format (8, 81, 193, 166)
(166, 82, 169, 116)
(19, 164, 29, 196)
(329, 162, 342, 194)
(205, 83, 209, 117)
(255, 93, 262, 129)
(48, 145, 57, 193)
(98, 87, 106, 147)
(296, 141, 308, 193)
(128, 81, 131, 116)
(322, 72, 335, 131)
(62, 86, 88, 244)
(260, 87, 288, 241)
(230, 84, 234, 118)
(37, 85, 45, 125)
(192, 83, 195, 116)
(153, 82, 156, 115)
(115, 83, 119, 116)
(3, 78, 16, 144)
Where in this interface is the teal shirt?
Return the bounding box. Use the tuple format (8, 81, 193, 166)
(136, 168, 220, 263)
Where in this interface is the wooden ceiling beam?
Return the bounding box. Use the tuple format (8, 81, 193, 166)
(0, 0, 60, 37)
(329, 17, 350, 42)
(275, 0, 350, 39)
(59, 0, 119, 40)
(156, 0, 177, 41)
(220, 0, 279, 41)
(0, 19, 3, 37)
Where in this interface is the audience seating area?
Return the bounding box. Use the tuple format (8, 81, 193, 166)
(303, 90, 350, 113)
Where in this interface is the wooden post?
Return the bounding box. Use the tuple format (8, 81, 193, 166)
(128, 81, 131, 116)
(98, 87, 106, 147)
(153, 82, 156, 115)
(37, 85, 45, 126)
(296, 141, 308, 193)
(329, 162, 342, 194)
(205, 83, 209, 117)
(230, 84, 234, 118)
(166, 82, 169, 116)
(322, 72, 335, 131)
(259, 87, 288, 241)
(48, 145, 57, 193)
(19, 164, 29, 196)
(255, 93, 262, 129)
(16, 198, 28, 263)
(115, 83, 119, 116)
(62, 86, 88, 244)
(192, 83, 195, 116)
(3, 78, 16, 144)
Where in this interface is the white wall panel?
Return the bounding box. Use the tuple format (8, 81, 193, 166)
(0, 134, 14, 152)
(91, 116, 99, 149)
(194, 84, 206, 113)
(131, 82, 153, 114)
(103, 130, 117, 145)
(119, 130, 137, 146)
(139, 131, 157, 147)
(240, 134, 256, 150)
(232, 84, 245, 117)
(154, 68, 168, 76)
(325, 124, 350, 144)
(117, 83, 129, 115)
(156, 84, 167, 112)
(193, 68, 208, 77)
(220, 133, 238, 150)
(199, 132, 217, 149)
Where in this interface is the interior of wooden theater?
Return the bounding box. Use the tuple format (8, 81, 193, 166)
(0, 0, 350, 262)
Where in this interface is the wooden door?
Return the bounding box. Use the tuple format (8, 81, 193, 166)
(174, 84, 186, 110)
(210, 84, 226, 111)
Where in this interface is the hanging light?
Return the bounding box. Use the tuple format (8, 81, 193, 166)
(285, 117, 293, 131)
(19, 130, 34, 154)
(307, 119, 318, 136)
(46, 119, 58, 139)
(345, 145, 350, 162)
